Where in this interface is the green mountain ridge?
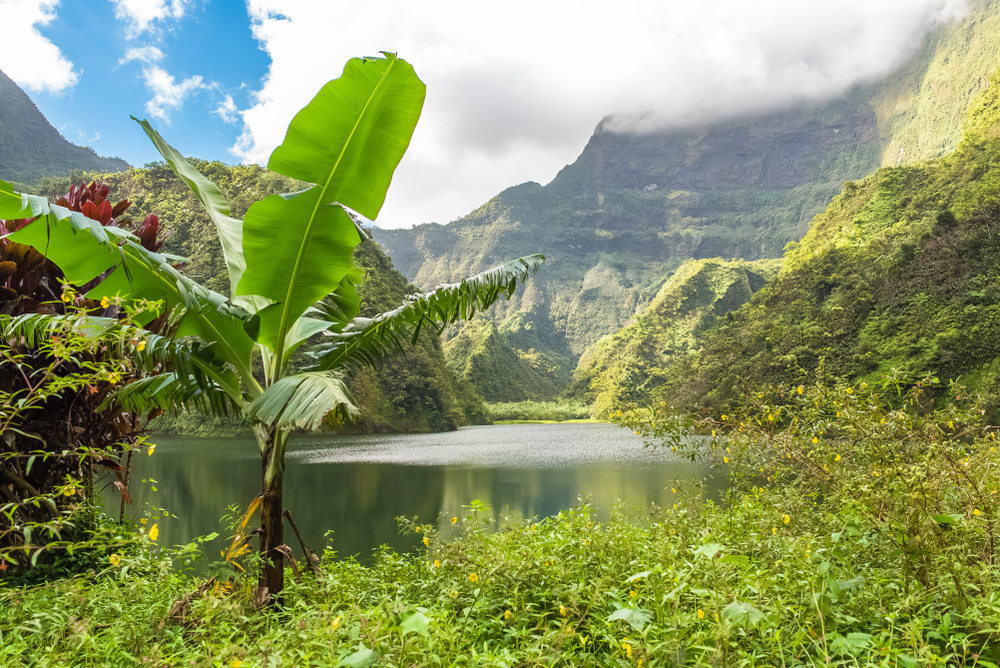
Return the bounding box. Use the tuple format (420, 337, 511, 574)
(374, 0, 1000, 402)
(0, 70, 130, 183)
(655, 66, 1000, 413)
(571, 258, 780, 417)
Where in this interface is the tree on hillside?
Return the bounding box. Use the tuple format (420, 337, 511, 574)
(0, 53, 543, 601)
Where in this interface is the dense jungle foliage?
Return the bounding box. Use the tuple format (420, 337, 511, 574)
(571, 259, 780, 417)
(373, 0, 1000, 404)
(6, 377, 1000, 666)
(655, 67, 1000, 415)
(19, 161, 488, 435)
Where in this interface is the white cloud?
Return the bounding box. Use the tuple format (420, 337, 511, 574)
(119, 46, 203, 122)
(237, 0, 969, 228)
(111, 0, 189, 38)
(0, 0, 78, 93)
(213, 95, 238, 124)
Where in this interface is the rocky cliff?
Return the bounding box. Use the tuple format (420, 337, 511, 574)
(374, 0, 1000, 402)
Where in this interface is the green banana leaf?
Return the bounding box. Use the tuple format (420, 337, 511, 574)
(133, 118, 248, 302)
(237, 53, 425, 362)
(308, 254, 545, 370)
(1, 181, 258, 395)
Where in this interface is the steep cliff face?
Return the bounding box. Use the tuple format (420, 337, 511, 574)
(0, 71, 130, 183)
(375, 0, 1000, 402)
(662, 66, 1000, 414)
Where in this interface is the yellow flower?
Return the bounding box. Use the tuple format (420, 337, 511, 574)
(846, 387, 853, 394)
(671, 488, 676, 494)
(797, 385, 804, 395)
(109, 553, 121, 566)
(721, 414, 727, 421)
(433, 559, 440, 568)
(949, 420, 955, 430)
(136, 339, 146, 352)
(451, 516, 458, 525)
(723, 456, 728, 463)
(768, 414, 774, 421)
(422, 537, 429, 547)
(63, 487, 74, 497)
(149, 524, 159, 541)
(107, 373, 119, 385)
(836, 411, 841, 417)
(140, 518, 148, 525)
(469, 573, 478, 582)
(622, 641, 632, 658)
(697, 609, 704, 619)
(772, 527, 777, 535)
(560, 605, 567, 616)
(504, 609, 513, 620)
(630, 590, 637, 598)
(860, 382, 868, 389)
(231, 661, 242, 668)
(147, 444, 156, 456)
(835, 454, 841, 461)
(812, 437, 818, 444)
(100, 296, 110, 308)
(974, 509, 982, 516)
(782, 514, 790, 524)
(638, 660, 643, 668)
(660, 401, 666, 407)
(61, 293, 72, 303)
(712, 430, 716, 437)
(450, 590, 458, 599)
(331, 615, 342, 630)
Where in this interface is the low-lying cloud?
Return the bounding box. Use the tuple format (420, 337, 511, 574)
(235, 0, 968, 229)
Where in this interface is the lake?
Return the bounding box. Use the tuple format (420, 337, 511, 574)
(109, 423, 721, 564)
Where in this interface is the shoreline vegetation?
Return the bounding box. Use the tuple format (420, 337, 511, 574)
(5, 376, 1000, 665)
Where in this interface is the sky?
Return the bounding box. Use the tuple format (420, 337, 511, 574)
(0, 0, 971, 228)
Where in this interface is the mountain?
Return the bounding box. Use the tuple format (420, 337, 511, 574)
(0, 70, 129, 183)
(571, 258, 780, 417)
(374, 0, 1000, 402)
(657, 65, 1000, 415)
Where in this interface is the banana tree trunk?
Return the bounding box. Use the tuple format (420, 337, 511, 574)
(256, 425, 289, 603)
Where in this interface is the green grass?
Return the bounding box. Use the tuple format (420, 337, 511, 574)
(5, 377, 1000, 666)
(485, 399, 590, 422)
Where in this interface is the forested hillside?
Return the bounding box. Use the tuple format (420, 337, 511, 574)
(25, 161, 488, 434)
(375, 0, 1000, 402)
(0, 70, 129, 184)
(571, 258, 780, 417)
(656, 67, 1000, 414)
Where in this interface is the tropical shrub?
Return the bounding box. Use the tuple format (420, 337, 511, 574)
(1, 53, 544, 600)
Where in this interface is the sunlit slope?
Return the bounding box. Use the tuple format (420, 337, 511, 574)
(661, 68, 1000, 412)
(571, 258, 780, 416)
(374, 0, 1000, 401)
(0, 70, 129, 183)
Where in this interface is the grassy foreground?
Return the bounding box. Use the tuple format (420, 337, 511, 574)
(4, 378, 1000, 666)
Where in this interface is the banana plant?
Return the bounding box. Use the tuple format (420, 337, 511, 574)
(0, 53, 544, 600)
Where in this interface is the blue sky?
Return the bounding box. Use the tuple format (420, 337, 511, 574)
(0, 0, 971, 228)
(19, 0, 268, 169)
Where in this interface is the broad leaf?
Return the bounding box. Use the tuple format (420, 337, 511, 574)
(339, 645, 379, 668)
(720, 600, 766, 628)
(3, 191, 258, 393)
(244, 371, 360, 430)
(237, 53, 425, 361)
(3, 312, 242, 414)
(607, 607, 653, 632)
(308, 254, 544, 370)
(400, 609, 430, 637)
(133, 118, 247, 301)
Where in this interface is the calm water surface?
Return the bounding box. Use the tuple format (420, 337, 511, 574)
(114, 423, 720, 563)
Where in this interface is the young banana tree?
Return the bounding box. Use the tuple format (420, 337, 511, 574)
(0, 53, 543, 600)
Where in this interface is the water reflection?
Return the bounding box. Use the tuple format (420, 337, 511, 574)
(110, 423, 721, 564)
